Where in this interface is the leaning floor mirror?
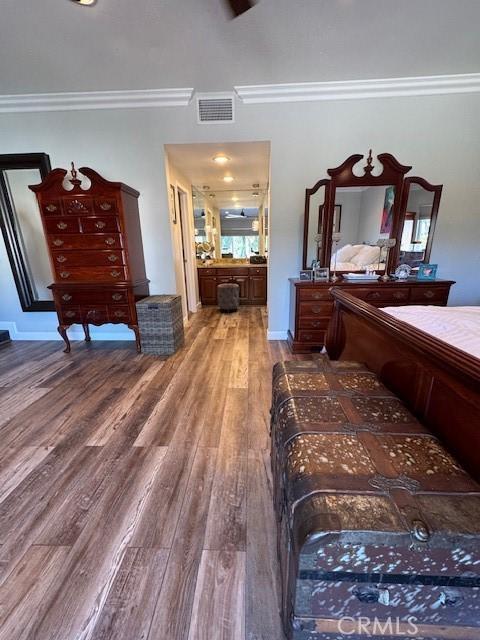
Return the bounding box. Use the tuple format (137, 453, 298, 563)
(0, 153, 54, 311)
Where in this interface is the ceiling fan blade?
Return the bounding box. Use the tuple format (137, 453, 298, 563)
(226, 0, 255, 17)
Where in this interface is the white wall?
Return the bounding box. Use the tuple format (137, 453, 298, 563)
(1, 92, 479, 340)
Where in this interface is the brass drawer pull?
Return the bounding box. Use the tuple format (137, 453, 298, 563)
(105, 237, 115, 246)
(95, 220, 106, 229)
(368, 292, 381, 299)
(99, 202, 112, 210)
(303, 333, 313, 340)
(53, 239, 64, 247)
(311, 321, 321, 328)
(46, 204, 57, 212)
(110, 270, 121, 278)
(424, 290, 435, 299)
(59, 271, 71, 279)
(312, 293, 322, 300)
(62, 293, 72, 301)
(56, 255, 67, 263)
(112, 293, 123, 301)
(393, 291, 406, 299)
(113, 310, 126, 318)
(108, 254, 119, 262)
(57, 221, 68, 230)
(65, 310, 76, 318)
(311, 305, 322, 314)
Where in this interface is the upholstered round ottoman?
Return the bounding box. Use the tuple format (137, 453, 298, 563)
(217, 282, 240, 313)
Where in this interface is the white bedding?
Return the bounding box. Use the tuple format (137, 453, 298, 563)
(381, 305, 480, 359)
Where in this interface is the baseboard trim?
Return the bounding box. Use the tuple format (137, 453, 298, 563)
(267, 330, 289, 340)
(0, 321, 133, 341)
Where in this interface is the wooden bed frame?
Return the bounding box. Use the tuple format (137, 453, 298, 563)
(326, 288, 480, 482)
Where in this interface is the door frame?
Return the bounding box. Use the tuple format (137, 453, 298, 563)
(175, 183, 199, 314)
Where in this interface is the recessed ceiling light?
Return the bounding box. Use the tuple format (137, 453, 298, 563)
(202, 185, 210, 190)
(252, 192, 259, 197)
(252, 183, 260, 188)
(70, 0, 97, 5)
(209, 193, 215, 198)
(213, 154, 230, 164)
(223, 176, 234, 183)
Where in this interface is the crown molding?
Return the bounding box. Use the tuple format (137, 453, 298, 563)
(235, 73, 480, 104)
(0, 88, 194, 113)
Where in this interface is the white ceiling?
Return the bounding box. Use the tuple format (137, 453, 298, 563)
(1, 1, 479, 94)
(166, 141, 270, 192)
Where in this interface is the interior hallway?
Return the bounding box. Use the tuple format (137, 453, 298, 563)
(0, 306, 307, 640)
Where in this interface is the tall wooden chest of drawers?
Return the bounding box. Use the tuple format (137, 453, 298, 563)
(30, 165, 149, 353)
(289, 278, 455, 353)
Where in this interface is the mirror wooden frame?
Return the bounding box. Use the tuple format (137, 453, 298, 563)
(0, 153, 54, 311)
(302, 151, 442, 275)
(397, 176, 442, 266)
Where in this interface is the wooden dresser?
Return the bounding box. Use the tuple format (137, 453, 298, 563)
(198, 265, 267, 305)
(30, 165, 149, 353)
(289, 278, 454, 353)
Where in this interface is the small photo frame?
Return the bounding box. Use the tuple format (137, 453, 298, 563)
(314, 266, 330, 282)
(299, 270, 313, 281)
(417, 263, 438, 280)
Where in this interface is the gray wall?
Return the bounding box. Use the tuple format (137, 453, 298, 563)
(0, 92, 479, 338)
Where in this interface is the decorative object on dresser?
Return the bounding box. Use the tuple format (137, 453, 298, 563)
(288, 278, 454, 353)
(417, 263, 438, 280)
(29, 163, 149, 353)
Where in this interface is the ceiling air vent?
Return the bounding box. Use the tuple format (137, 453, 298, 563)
(196, 93, 235, 124)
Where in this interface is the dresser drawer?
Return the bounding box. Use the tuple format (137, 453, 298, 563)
(81, 217, 120, 233)
(55, 289, 129, 305)
(198, 268, 216, 276)
(249, 266, 267, 275)
(58, 306, 82, 323)
(94, 198, 118, 215)
(63, 196, 94, 216)
(298, 301, 334, 317)
(298, 288, 332, 302)
(342, 287, 409, 303)
(298, 318, 331, 330)
(410, 286, 450, 303)
(107, 305, 132, 322)
(217, 267, 250, 276)
(297, 329, 326, 344)
(45, 217, 80, 234)
(52, 250, 125, 267)
(55, 266, 128, 282)
(49, 234, 123, 250)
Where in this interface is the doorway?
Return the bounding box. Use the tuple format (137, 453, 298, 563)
(165, 141, 271, 313)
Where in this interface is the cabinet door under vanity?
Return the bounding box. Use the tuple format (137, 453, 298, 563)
(198, 266, 267, 305)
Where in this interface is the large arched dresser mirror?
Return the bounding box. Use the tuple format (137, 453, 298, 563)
(290, 151, 454, 353)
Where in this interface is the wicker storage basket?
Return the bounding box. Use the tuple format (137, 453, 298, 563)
(136, 295, 184, 355)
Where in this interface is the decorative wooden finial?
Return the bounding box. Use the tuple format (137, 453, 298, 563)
(69, 162, 82, 186)
(364, 149, 374, 174)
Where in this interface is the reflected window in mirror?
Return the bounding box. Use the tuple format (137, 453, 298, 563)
(0, 153, 53, 311)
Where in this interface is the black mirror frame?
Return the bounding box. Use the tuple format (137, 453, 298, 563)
(0, 153, 54, 312)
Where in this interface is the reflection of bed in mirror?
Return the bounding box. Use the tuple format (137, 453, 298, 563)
(326, 289, 480, 482)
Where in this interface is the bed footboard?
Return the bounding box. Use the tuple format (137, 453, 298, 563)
(326, 288, 480, 481)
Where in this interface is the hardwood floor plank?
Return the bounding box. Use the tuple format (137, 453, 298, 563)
(146, 447, 217, 640)
(245, 450, 285, 640)
(90, 547, 169, 640)
(0, 446, 54, 505)
(0, 545, 70, 640)
(27, 446, 165, 640)
(204, 389, 248, 551)
(188, 550, 246, 640)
